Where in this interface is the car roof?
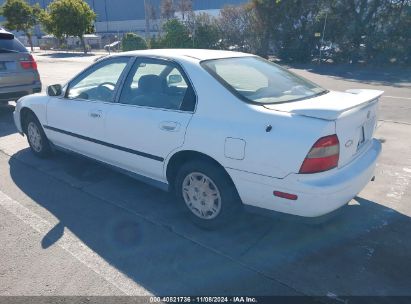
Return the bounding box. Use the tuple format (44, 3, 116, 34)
(0, 28, 14, 38)
(115, 48, 254, 62)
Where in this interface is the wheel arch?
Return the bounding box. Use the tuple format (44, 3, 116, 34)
(165, 150, 238, 194)
(20, 107, 38, 133)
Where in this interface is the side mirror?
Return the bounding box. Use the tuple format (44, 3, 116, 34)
(47, 84, 63, 97)
(168, 74, 183, 85)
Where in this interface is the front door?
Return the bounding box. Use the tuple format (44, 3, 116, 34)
(45, 56, 131, 160)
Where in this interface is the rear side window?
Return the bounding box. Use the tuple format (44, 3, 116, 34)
(0, 35, 28, 53)
(119, 58, 196, 111)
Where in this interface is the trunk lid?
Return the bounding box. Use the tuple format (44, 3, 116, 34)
(264, 89, 383, 168)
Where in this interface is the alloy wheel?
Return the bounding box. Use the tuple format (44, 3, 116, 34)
(182, 172, 222, 220)
(27, 122, 42, 152)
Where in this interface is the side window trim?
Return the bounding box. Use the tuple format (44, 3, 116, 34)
(116, 56, 197, 112)
(64, 56, 134, 103)
(113, 56, 138, 103)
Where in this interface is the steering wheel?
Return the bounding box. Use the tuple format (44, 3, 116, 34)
(97, 82, 116, 100)
(98, 82, 116, 91)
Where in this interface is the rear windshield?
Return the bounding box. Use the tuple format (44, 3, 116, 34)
(0, 35, 28, 53)
(201, 56, 327, 104)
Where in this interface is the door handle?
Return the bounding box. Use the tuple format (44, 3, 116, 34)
(89, 110, 102, 118)
(159, 121, 180, 132)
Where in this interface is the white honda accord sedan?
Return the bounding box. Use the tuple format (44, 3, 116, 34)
(14, 49, 382, 227)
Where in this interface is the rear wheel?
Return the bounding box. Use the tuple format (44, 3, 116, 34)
(24, 113, 51, 158)
(175, 160, 241, 229)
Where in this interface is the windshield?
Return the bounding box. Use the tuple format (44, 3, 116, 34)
(201, 56, 327, 104)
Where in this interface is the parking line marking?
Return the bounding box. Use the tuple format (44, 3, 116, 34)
(378, 119, 411, 126)
(0, 190, 152, 296)
(383, 96, 411, 100)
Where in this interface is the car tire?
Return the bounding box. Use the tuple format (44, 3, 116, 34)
(175, 159, 241, 229)
(24, 113, 52, 158)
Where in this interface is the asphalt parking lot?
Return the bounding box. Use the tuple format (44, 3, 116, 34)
(0, 52, 410, 299)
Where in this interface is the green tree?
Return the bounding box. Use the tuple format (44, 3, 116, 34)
(249, 0, 279, 57)
(325, 0, 383, 63)
(186, 13, 220, 49)
(279, 0, 324, 62)
(252, 0, 324, 62)
(41, 0, 96, 54)
(122, 33, 148, 51)
(1, 0, 41, 51)
(160, 19, 191, 48)
(218, 5, 248, 51)
(325, 0, 411, 64)
(384, 0, 411, 64)
(218, 5, 265, 55)
(148, 35, 163, 49)
(250, 0, 410, 64)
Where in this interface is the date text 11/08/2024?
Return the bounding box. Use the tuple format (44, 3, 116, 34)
(149, 297, 257, 303)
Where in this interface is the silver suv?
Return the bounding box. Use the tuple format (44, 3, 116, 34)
(0, 29, 41, 105)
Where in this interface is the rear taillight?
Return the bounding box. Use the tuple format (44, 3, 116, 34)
(299, 134, 339, 174)
(20, 54, 37, 70)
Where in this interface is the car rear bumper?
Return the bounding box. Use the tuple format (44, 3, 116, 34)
(0, 82, 41, 102)
(228, 138, 382, 218)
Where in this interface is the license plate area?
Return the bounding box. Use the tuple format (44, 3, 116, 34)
(357, 116, 376, 151)
(357, 126, 366, 150)
(0, 61, 17, 71)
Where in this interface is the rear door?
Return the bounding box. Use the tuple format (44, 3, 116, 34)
(0, 33, 37, 87)
(104, 57, 197, 182)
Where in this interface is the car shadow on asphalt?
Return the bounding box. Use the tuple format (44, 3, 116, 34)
(0, 103, 17, 138)
(7, 148, 411, 296)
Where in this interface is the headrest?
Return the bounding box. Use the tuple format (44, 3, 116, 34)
(138, 74, 163, 93)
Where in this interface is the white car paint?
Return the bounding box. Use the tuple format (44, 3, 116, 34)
(14, 49, 382, 218)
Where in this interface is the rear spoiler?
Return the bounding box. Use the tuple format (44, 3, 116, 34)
(263, 89, 384, 120)
(342, 89, 384, 112)
(345, 89, 384, 99)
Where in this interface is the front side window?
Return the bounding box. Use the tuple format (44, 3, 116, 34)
(119, 58, 195, 111)
(201, 56, 327, 104)
(67, 57, 130, 102)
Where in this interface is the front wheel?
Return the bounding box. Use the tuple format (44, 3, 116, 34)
(175, 160, 241, 229)
(24, 113, 51, 158)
